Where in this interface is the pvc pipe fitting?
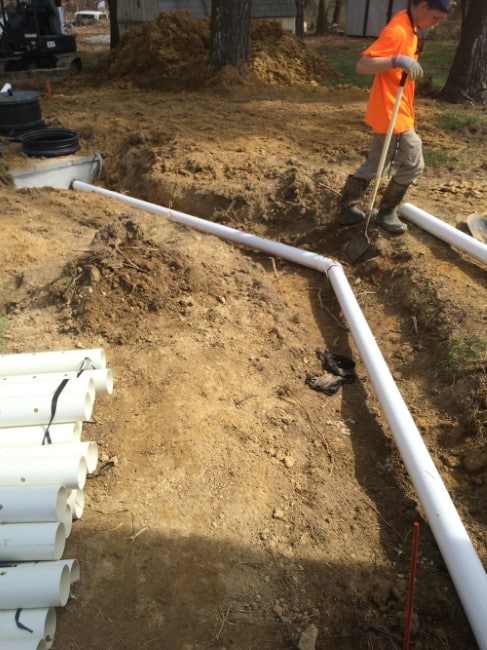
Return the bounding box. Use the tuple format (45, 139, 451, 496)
(0, 562, 71, 608)
(0, 441, 99, 473)
(0, 608, 55, 645)
(0, 422, 82, 447)
(0, 348, 106, 375)
(0, 455, 88, 489)
(0, 522, 66, 561)
(0, 485, 67, 523)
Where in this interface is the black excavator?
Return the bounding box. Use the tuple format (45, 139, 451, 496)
(0, 0, 81, 72)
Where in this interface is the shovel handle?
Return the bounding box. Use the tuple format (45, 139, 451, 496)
(364, 71, 408, 229)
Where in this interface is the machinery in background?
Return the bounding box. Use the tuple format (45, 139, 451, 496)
(0, 0, 81, 72)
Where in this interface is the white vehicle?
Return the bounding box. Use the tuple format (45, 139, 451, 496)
(73, 10, 108, 26)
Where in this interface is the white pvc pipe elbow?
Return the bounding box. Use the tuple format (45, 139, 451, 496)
(0, 608, 55, 645)
(400, 202, 487, 266)
(0, 422, 82, 447)
(0, 455, 88, 489)
(0, 485, 67, 523)
(0, 522, 65, 561)
(0, 562, 71, 608)
(0, 348, 106, 375)
(0, 441, 98, 474)
(0, 390, 93, 427)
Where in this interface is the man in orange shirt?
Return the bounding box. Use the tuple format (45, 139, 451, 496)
(338, 0, 453, 234)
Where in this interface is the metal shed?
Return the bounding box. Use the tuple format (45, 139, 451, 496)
(345, 0, 409, 37)
(117, 0, 297, 36)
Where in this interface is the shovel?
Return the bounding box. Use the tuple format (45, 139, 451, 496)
(345, 71, 408, 263)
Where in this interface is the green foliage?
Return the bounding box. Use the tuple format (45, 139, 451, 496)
(437, 335, 487, 370)
(435, 110, 487, 134)
(422, 146, 459, 168)
(310, 35, 457, 91)
(309, 38, 371, 88)
(419, 40, 457, 89)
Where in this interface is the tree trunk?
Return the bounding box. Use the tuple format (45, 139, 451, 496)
(209, 0, 251, 77)
(331, 0, 342, 25)
(295, 0, 305, 38)
(107, 0, 119, 49)
(440, 0, 487, 104)
(316, 0, 328, 35)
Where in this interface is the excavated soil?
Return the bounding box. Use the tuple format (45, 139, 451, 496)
(0, 13, 485, 650)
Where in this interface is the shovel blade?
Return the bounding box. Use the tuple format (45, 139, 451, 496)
(345, 231, 370, 263)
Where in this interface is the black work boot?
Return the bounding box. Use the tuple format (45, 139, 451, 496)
(338, 175, 369, 226)
(376, 179, 409, 234)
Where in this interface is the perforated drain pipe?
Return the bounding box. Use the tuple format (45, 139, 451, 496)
(73, 180, 487, 648)
(401, 202, 487, 266)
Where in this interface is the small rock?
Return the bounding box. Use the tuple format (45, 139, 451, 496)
(298, 623, 319, 650)
(283, 456, 295, 468)
(272, 508, 286, 520)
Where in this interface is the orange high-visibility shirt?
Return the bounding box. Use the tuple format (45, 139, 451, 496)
(361, 10, 419, 134)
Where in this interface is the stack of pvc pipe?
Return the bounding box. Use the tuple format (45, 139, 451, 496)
(0, 348, 113, 649)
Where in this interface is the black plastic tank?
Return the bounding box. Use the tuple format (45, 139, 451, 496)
(0, 90, 44, 138)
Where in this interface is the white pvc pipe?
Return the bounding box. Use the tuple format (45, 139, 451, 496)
(401, 202, 487, 266)
(0, 348, 106, 376)
(0, 369, 114, 396)
(20, 559, 80, 585)
(0, 640, 47, 650)
(66, 489, 85, 520)
(73, 181, 487, 649)
(0, 562, 70, 608)
(0, 608, 55, 644)
(0, 390, 93, 427)
(0, 485, 67, 523)
(0, 456, 87, 489)
(63, 504, 72, 538)
(0, 373, 96, 402)
(0, 522, 65, 561)
(0, 375, 96, 404)
(0, 422, 82, 447)
(327, 264, 487, 648)
(0, 441, 98, 473)
(72, 182, 337, 275)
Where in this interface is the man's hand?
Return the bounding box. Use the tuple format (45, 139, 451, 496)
(391, 55, 424, 80)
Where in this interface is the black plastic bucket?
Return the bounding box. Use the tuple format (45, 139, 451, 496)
(0, 90, 44, 138)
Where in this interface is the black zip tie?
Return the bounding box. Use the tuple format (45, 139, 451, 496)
(15, 609, 34, 633)
(42, 356, 95, 444)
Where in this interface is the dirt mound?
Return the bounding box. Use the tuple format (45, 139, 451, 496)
(104, 11, 336, 90)
(49, 216, 198, 343)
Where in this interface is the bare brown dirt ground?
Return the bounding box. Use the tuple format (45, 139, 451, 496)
(0, 14, 485, 650)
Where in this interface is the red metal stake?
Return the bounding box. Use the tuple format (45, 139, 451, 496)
(403, 521, 420, 650)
